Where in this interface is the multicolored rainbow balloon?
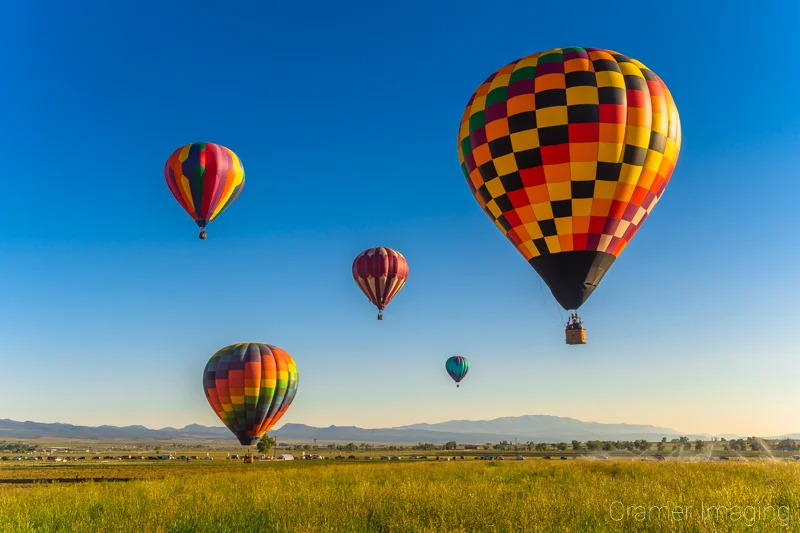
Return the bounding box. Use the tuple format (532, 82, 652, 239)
(203, 343, 298, 446)
(164, 142, 245, 239)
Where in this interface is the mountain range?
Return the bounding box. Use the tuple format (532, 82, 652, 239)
(275, 416, 720, 443)
(1, 416, 794, 444)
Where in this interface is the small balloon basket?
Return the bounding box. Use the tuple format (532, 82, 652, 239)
(565, 328, 587, 345)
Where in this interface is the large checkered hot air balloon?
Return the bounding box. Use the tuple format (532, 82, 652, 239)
(457, 47, 681, 344)
(164, 142, 245, 239)
(352, 247, 409, 320)
(203, 343, 298, 446)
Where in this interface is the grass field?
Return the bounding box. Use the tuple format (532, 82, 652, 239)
(1, 459, 798, 532)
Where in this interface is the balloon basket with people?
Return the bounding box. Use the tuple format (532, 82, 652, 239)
(565, 313, 587, 345)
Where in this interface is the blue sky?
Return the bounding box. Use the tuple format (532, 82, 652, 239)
(1, 0, 798, 437)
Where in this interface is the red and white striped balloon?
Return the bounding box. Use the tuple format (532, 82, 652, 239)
(352, 247, 409, 320)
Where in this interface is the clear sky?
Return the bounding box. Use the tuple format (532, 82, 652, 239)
(1, 0, 798, 438)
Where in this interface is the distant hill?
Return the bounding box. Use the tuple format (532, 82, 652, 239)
(274, 416, 708, 443)
(0, 415, 736, 444)
(392, 415, 685, 440)
(0, 419, 230, 441)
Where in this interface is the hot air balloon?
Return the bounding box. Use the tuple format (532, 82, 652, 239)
(445, 356, 469, 387)
(352, 247, 409, 320)
(457, 47, 681, 344)
(203, 343, 298, 447)
(164, 142, 245, 240)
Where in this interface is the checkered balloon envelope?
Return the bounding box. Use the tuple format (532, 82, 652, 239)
(457, 47, 681, 312)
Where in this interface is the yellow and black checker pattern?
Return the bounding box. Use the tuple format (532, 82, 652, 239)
(457, 47, 681, 262)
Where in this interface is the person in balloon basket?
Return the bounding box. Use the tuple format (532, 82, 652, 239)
(566, 314, 584, 331)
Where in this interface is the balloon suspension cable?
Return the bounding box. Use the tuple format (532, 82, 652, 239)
(556, 304, 566, 326)
(199, 228, 207, 240)
(538, 278, 564, 329)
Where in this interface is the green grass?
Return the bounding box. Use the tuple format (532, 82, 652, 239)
(1, 460, 798, 532)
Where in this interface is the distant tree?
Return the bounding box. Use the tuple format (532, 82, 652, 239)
(728, 439, 746, 451)
(345, 443, 357, 452)
(571, 440, 582, 451)
(444, 441, 457, 450)
(670, 438, 680, 444)
(535, 443, 548, 452)
(720, 437, 727, 442)
(602, 442, 615, 452)
(527, 442, 535, 452)
(556, 442, 568, 451)
(257, 435, 277, 455)
(327, 443, 336, 451)
(682, 442, 691, 451)
(661, 437, 667, 443)
(0, 443, 27, 454)
(679, 436, 689, 444)
(695, 440, 705, 451)
(586, 441, 601, 451)
(657, 443, 664, 452)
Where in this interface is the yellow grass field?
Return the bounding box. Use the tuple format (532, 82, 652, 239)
(1, 459, 798, 532)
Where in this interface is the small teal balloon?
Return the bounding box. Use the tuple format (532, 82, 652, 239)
(445, 356, 469, 388)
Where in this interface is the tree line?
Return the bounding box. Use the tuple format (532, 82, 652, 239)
(255, 435, 800, 454)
